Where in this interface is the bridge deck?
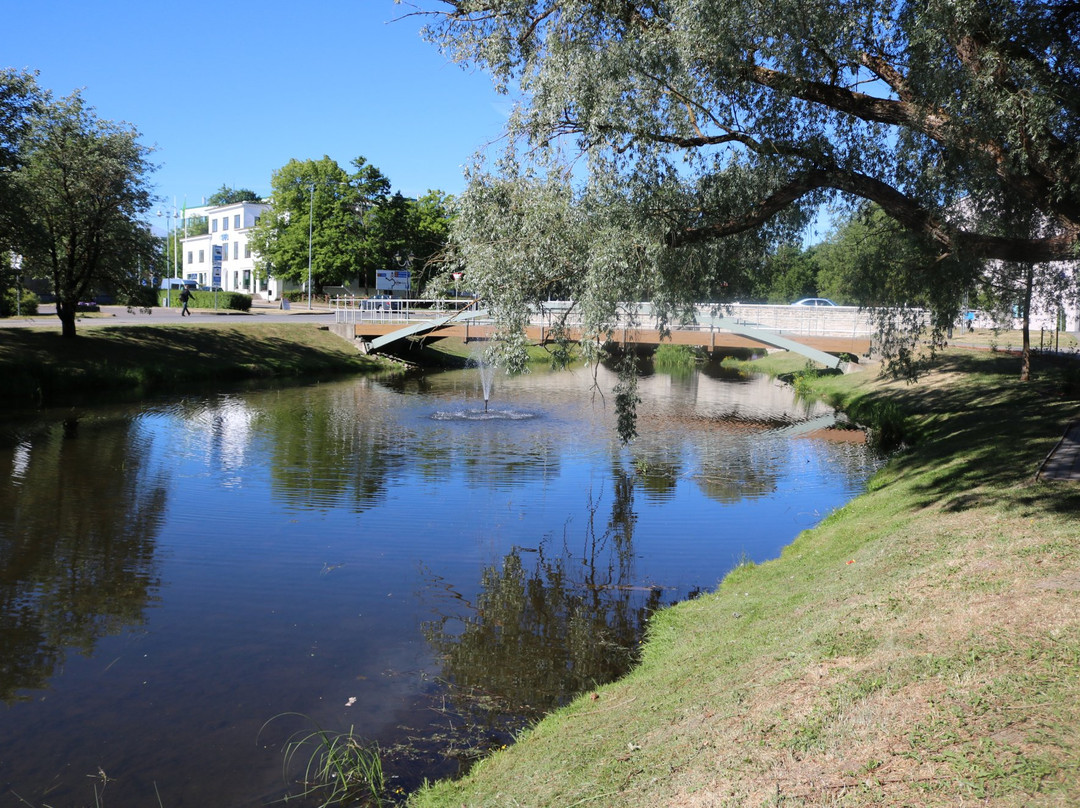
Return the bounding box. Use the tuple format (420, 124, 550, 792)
(332, 299, 875, 368)
(344, 321, 870, 361)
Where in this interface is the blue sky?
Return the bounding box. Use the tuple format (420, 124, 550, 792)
(4, 1, 510, 227)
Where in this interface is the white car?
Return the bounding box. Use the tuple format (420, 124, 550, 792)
(791, 297, 837, 307)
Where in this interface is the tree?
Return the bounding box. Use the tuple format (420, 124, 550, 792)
(206, 185, 260, 205)
(13, 90, 157, 338)
(350, 156, 393, 292)
(0, 69, 42, 252)
(423, 0, 1080, 376)
(402, 190, 455, 292)
(753, 244, 822, 304)
(814, 205, 976, 308)
(248, 155, 391, 293)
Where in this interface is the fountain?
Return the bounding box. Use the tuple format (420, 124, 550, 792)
(429, 354, 538, 422)
(478, 355, 496, 412)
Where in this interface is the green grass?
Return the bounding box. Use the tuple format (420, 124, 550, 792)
(261, 713, 387, 807)
(652, 344, 705, 369)
(408, 348, 1080, 807)
(0, 322, 394, 409)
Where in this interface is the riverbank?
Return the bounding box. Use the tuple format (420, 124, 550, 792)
(409, 349, 1080, 807)
(0, 322, 392, 410)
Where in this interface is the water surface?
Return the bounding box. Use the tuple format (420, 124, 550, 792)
(0, 362, 879, 805)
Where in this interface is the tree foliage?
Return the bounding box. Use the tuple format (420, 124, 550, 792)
(249, 155, 454, 294)
(206, 185, 260, 205)
(10, 87, 157, 337)
(752, 244, 821, 304)
(0, 69, 42, 252)
(248, 156, 380, 290)
(427, 0, 1078, 257)
(423, 0, 1080, 386)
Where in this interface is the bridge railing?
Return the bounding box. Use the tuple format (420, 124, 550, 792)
(529, 301, 881, 338)
(331, 297, 483, 325)
(335, 297, 897, 340)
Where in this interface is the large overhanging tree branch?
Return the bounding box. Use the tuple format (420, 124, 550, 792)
(422, 0, 1080, 260)
(665, 166, 1076, 263)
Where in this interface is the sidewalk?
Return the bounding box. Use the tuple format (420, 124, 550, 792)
(1038, 420, 1080, 482)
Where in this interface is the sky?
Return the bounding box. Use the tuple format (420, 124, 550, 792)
(4, 0, 511, 230)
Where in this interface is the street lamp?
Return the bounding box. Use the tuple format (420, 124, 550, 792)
(157, 204, 179, 308)
(306, 183, 314, 310)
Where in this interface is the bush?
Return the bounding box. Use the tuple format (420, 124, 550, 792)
(118, 286, 158, 309)
(194, 290, 252, 311)
(0, 288, 39, 317)
(156, 289, 252, 312)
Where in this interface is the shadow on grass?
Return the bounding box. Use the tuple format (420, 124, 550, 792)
(855, 351, 1080, 515)
(0, 324, 389, 410)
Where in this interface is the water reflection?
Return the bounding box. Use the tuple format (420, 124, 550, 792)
(420, 471, 675, 766)
(0, 416, 166, 702)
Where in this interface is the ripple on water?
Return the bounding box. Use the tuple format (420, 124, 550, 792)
(430, 408, 540, 421)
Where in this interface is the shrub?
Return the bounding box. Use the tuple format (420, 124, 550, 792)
(118, 286, 158, 309)
(156, 289, 252, 312)
(1, 287, 39, 317)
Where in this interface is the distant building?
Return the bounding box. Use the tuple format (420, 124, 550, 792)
(178, 201, 292, 301)
(952, 198, 1079, 333)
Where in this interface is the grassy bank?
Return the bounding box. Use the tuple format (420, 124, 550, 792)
(410, 349, 1080, 807)
(0, 322, 392, 409)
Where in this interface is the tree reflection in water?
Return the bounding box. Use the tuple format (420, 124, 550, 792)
(0, 416, 165, 702)
(419, 471, 688, 771)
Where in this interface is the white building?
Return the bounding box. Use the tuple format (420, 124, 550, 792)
(178, 201, 291, 300)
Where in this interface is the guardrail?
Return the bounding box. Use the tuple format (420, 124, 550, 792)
(330, 297, 481, 325)
(333, 297, 898, 339)
(529, 301, 882, 338)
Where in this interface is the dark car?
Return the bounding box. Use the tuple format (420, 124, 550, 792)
(362, 294, 401, 311)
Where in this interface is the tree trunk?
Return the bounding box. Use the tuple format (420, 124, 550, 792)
(1019, 266, 1034, 382)
(57, 301, 77, 339)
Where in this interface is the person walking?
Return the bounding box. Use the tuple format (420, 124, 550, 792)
(179, 286, 193, 316)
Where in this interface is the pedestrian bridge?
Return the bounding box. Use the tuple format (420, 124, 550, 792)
(330, 298, 876, 370)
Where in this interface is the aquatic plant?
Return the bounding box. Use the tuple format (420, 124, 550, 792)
(261, 713, 386, 807)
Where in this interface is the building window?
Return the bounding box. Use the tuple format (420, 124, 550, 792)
(222, 217, 229, 231)
(198, 249, 205, 263)
(187, 251, 193, 264)
(233, 242, 239, 260)
(212, 219, 218, 233)
(244, 243, 251, 258)
(243, 270, 251, 288)
(233, 271, 239, 289)
(221, 245, 228, 261)
(234, 214, 241, 229)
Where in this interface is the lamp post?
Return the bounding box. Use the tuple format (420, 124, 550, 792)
(158, 204, 179, 308)
(307, 183, 314, 310)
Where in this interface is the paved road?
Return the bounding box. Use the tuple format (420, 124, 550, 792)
(0, 301, 337, 328)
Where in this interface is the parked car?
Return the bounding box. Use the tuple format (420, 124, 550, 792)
(791, 297, 837, 307)
(361, 294, 401, 311)
(160, 278, 197, 290)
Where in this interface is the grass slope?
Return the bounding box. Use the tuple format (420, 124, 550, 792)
(0, 323, 391, 409)
(410, 350, 1080, 807)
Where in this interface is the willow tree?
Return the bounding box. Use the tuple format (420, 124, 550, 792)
(421, 0, 1080, 384)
